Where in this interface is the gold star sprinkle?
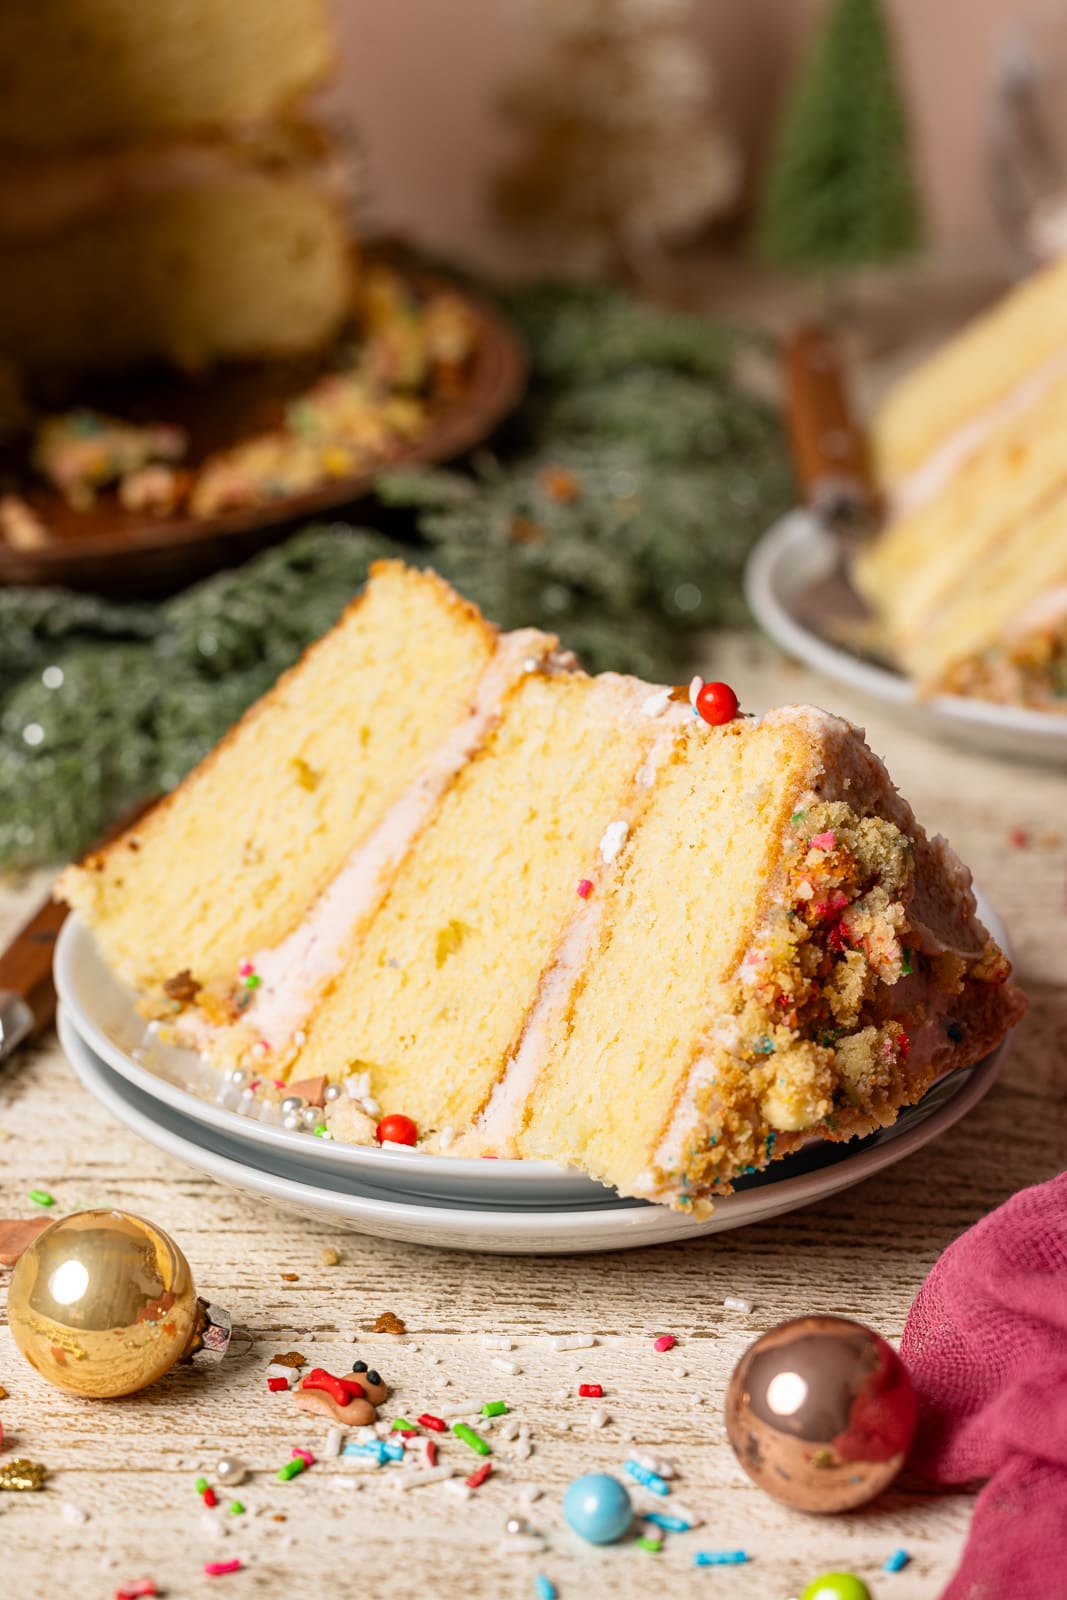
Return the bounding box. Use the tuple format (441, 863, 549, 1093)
(0, 1459, 48, 1491)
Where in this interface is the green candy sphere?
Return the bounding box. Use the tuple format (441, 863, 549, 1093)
(800, 1575, 871, 1600)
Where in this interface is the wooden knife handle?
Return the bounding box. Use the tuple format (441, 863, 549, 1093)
(0, 895, 68, 1041)
(0, 795, 158, 1051)
(785, 326, 879, 533)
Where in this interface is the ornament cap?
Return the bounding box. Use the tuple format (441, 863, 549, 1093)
(190, 1299, 233, 1362)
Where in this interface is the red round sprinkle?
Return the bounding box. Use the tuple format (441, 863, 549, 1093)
(578, 1383, 604, 1398)
(267, 1376, 289, 1392)
(576, 878, 593, 899)
(202, 1486, 217, 1507)
(376, 1113, 418, 1147)
(695, 681, 739, 726)
(653, 1334, 676, 1352)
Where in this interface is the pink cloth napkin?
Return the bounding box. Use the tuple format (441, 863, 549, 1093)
(900, 1170, 1067, 1600)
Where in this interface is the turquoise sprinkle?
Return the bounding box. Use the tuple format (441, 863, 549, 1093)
(694, 1550, 750, 1566)
(534, 1578, 557, 1600)
(623, 1459, 670, 1496)
(884, 1549, 910, 1573)
(645, 1511, 691, 1533)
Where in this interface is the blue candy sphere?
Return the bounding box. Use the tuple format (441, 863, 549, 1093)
(563, 1472, 633, 1545)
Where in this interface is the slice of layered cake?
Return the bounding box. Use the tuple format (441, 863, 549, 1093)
(857, 257, 1067, 711)
(60, 565, 1025, 1211)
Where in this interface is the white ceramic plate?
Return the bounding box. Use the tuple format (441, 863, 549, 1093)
(59, 1007, 1007, 1256)
(745, 511, 1067, 765)
(55, 890, 1016, 1212)
(54, 913, 613, 1208)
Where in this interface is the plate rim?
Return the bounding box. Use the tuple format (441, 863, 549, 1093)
(54, 892, 1016, 1208)
(58, 1005, 1007, 1250)
(744, 510, 1067, 747)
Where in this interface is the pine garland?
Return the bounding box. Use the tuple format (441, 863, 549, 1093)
(0, 281, 793, 870)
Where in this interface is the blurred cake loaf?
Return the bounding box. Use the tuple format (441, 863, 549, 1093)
(859, 257, 1067, 710)
(60, 564, 1025, 1212)
(0, 0, 352, 376)
(0, 0, 333, 150)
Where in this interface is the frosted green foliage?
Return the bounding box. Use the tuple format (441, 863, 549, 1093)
(756, 0, 921, 269)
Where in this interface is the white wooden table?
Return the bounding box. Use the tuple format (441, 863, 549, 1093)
(1, 636, 1063, 1600)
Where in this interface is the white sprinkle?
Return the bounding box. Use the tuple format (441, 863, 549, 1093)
(439, 1401, 485, 1420)
(437, 1126, 455, 1151)
(588, 1407, 610, 1429)
(673, 1365, 689, 1378)
(598, 820, 629, 864)
(408, 1343, 420, 1354)
(390, 1465, 457, 1490)
(482, 1336, 513, 1351)
(669, 1501, 703, 1528)
(59, 1502, 89, 1525)
(360, 1096, 381, 1117)
(200, 1510, 227, 1537)
(265, 1366, 293, 1386)
(428, 1354, 441, 1365)
(328, 1475, 363, 1491)
(344, 1072, 371, 1099)
(444, 1480, 472, 1501)
(324, 1427, 344, 1459)
(554, 1387, 570, 1402)
(381, 1139, 417, 1152)
(514, 1424, 532, 1461)
(641, 688, 672, 718)
(723, 1296, 754, 1314)
(499, 1417, 520, 1442)
(491, 1356, 520, 1375)
(518, 1484, 543, 1505)
(633, 1450, 677, 1478)
(688, 674, 704, 708)
(551, 1333, 595, 1351)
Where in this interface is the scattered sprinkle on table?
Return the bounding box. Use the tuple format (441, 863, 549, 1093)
(652, 1334, 675, 1352)
(693, 1550, 750, 1566)
(482, 1335, 512, 1350)
(201, 1486, 217, 1508)
(203, 1560, 243, 1577)
(623, 1460, 670, 1496)
(419, 1413, 446, 1431)
(321, 1246, 341, 1265)
(491, 1356, 520, 1374)
(723, 1296, 754, 1314)
(551, 1334, 595, 1350)
(267, 1377, 289, 1392)
(637, 1535, 662, 1553)
(884, 1549, 910, 1572)
(272, 1351, 305, 1367)
(279, 1272, 298, 1282)
(194, 1477, 208, 1494)
(645, 1511, 691, 1533)
(534, 1577, 557, 1600)
(28, 1189, 54, 1207)
(453, 1423, 491, 1456)
(277, 1458, 305, 1481)
(578, 1383, 603, 1398)
(482, 1401, 508, 1418)
(466, 1461, 493, 1489)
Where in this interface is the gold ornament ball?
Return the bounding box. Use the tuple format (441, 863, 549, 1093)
(724, 1314, 918, 1513)
(7, 1209, 200, 1398)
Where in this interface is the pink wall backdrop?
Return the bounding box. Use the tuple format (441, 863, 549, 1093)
(324, 0, 1051, 272)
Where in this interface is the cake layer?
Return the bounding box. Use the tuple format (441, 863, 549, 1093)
(0, 156, 352, 374)
(277, 672, 681, 1129)
(58, 564, 522, 990)
(855, 366, 1067, 665)
(872, 253, 1067, 487)
(0, 0, 333, 152)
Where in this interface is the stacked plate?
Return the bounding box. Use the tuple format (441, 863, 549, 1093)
(745, 511, 1066, 765)
(55, 907, 1012, 1256)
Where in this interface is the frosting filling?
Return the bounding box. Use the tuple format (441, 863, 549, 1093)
(184, 630, 562, 1061)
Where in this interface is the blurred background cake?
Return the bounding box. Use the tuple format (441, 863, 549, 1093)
(0, 0, 353, 378)
(857, 256, 1067, 712)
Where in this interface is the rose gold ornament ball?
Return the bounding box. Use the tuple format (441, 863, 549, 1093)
(724, 1314, 918, 1513)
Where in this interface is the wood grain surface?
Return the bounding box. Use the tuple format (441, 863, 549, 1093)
(0, 635, 1064, 1600)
